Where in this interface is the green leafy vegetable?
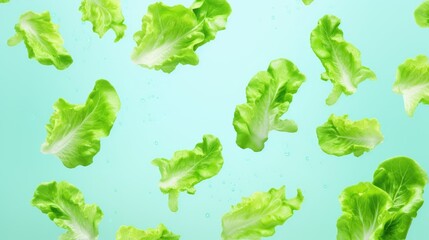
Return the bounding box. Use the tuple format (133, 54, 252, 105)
(302, 0, 314, 5)
(393, 55, 429, 116)
(337, 157, 428, 240)
(131, 0, 231, 73)
(0, 0, 10, 3)
(233, 58, 305, 152)
(32, 181, 103, 240)
(415, 1, 429, 27)
(41, 79, 120, 168)
(221, 186, 303, 240)
(316, 114, 383, 157)
(152, 134, 223, 212)
(310, 15, 376, 105)
(116, 224, 180, 240)
(79, 0, 126, 42)
(8, 11, 72, 70)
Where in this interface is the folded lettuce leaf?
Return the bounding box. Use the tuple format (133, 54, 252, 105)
(316, 114, 383, 157)
(152, 134, 223, 212)
(131, 0, 231, 73)
(415, 1, 429, 27)
(116, 224, 180, 240)
(393, 55, 429, 116)
(79, 0, 126, 42)
(7, 11, 72, 70)
(233, 58, 305, 152)
(302, 0, 314, 5)
(310, 15, 376, 105)
(221, 186, 303, 240)
(32, 181, 103, 240)
(41, 80, 120, 168)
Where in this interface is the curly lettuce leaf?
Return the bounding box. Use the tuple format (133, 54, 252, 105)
(152, 134, 223, 212)
(233, 58, 305, 152)
(131, 0, 231, 73)
(373, 157, 428, 239)
(337, 182, 392, 240)
(79, 0, 126, 42)
(116, 224, 180, 240)
(221, 186, 303, 240)
(302, 0, 313, 5)
(7, 11, 72, 70)
(316, 114, 383, 157)
(310, 15, 376, 105)
(415, 1, 429, 27)
(393, 55, 429, 116)
(32, 181, 103, 240)
(41, 80, 120, 168)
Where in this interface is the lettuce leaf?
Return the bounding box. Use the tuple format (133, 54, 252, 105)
(0, 0, 10, 3)
(116, 224, 180, 240)
(41, 80, 120, 168)
(233, 58, 305, 152)
(302, 0, 314, 5)
(316, 114, 383, 157)
(393, 55, 429, 116)
(152, 134, 223, 212)
(32, 181, 103, 240)
(221, 186, 303, 240)
(337, 182, 392, 240)
(7, 11, 73, 70)
(131, 0, 231, 73)
(415, 1, 429, 27)
(310, 15, 376, 105)
(79, 0, 126, 42)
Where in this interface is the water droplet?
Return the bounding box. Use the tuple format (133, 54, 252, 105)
(305, 156, 310, 161)
(205, 213, 210, 218)
(284, 152, 290, 157)
(154, 141, 159, 146)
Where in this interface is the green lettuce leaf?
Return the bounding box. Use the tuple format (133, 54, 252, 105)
(302, 0, 314, 5)
(233, 58, 305, 152)
(337, 182, 392, 240)
(116, 224, 180, 240)
(316, 114, 384, 157)
(415, 1, 429, 27)
(221, 186, 303, 240)
(310, 15, 376, 105)
(131, 0, 231, 73)
(79, 0, 126, 42)
(7, 11, 73, 70)
(393, 55, 429, 116)
(0, 0, 10, 3)
(373, 156, 428, 239)
(41, 80, 120, 168)
(152, 134, 223, 212)
(32, 181, 103, 240)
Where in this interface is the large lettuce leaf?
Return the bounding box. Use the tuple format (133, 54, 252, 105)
(41, 80, 120, 168)
(221, 186, 303, 240)
(316, 114, 383, 157)
(79, 0, 126, 42)
(116, 224, 180, 240)
(310, 15, 376, 105)
(152, 134, 223, 212)
(32, 181, 103, 240)
(233, 58, 305, 152)
(7, 11, 73, 70)
(131, 0, 231, 73)
(415, 1, 429, 27)
(337, 182, 392, 240)
(393, 55, 429, 116)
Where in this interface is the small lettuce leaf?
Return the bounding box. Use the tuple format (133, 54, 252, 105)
(337, 182, 392, 240)
(32, 181, 103, 240)
(79, 0, 126, 42)
(131, 0, 231, 73)
(302, 0, 314, 5)
(415, 1, 429, 27)
(116, 224, 180, 240)
(393, 55, 429, 116)
(152, 134, 223, 212)
(310, 15, 376, 105)
(233, 58, 305, 152)
(7, 11, 72, 70)
(41, 80, 120, 168)
(373, 156, 428, 239)
(316, 114, 384, 157)
(221, 186, 303, 240)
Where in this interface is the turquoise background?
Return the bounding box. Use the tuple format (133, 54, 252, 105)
(1, 0, 429, 239)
